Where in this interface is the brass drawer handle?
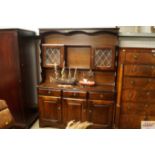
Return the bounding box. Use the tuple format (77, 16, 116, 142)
(152, 50, 155, 56)
(146, 92, 150, 96)
(130, 80, 135, 85)
(100, 94, 104, 98)
(127, 105, 130, 110)
(83, 109, 86, 113)
(73, 93, 78, 97)
(5, 121, 9, 125)
(133, 54, 138, 60)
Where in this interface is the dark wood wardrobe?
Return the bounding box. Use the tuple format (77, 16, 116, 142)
(0, 29, 38, 128)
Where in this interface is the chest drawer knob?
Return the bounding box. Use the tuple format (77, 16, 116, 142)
(48, 90, 51, 94)
(127, 105, 130, 110)
(57, 106, 61, 110)
(133, 54, 138, 60)
(89, 110, 92, 113)
(73, 93, 78, 97)
(5, 121, 9, 125)
(144, 104, 149, 108)
(130, 80, 135, 85)
(146, 92, 150, 96)
(100, 94, 104, 98)
(148, 79, 152, 82)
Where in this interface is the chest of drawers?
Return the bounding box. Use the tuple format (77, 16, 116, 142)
(116, 48, 155, 128)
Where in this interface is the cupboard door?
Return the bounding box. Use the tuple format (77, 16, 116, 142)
(88, 100, 114, 128)
(39, 96, 62, 125)
(42, 44, 64, 68)
(63, 99, 87, 125)
(92, 47, 115, 70)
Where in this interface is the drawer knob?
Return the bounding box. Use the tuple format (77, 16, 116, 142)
(146, 92, 150, 96)
(130, 80, 135, 85)
(122, 49, 126, 52)
(89, 110, 92, 113)
(133, 54, 138, 60)
(100, 94, 104, 98)
(73, 93, 77, 97)
(127, 105, 130, 110)
(5, 121, 8, 125)
(48, 91, 51, 94)
(148, 79, 152, 82)
(145, 104, 149, 108)
(57, 106, 61, 110)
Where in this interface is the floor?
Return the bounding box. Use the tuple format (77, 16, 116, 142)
(31, 119, 56, 129)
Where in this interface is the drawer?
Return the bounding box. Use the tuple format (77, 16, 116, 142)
(146, 103, 155, 115)
(119, 114, 146, 129)
(123, 77, 155, 90)
(63, 91, 87, 99)
(125, 50, 155, 65)
(124, 64, 155, 77)
(121, 102, 147, 115)
(89, 91, 115, 100)
(38, 88, 61, 97)
(122, 89, 155, 102)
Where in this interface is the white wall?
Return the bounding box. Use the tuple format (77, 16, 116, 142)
(0, 0, 154, 35)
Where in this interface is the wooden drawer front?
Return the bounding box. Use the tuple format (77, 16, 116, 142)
(121, 102, 147, 115)
(122, 90, 155, 102)
(63, 91, 87, 99)
(125, 50, 155, 65)
(119, 114, 146, 129)
(38, 88, 61, 97)
(123, 77, 155, 90)
(89, 91, 115, 100)
(124, 64, 155, 77)
(119, 114, 155, 129)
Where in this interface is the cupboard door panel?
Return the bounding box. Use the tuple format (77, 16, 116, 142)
(42, 44, 64, 68)
(39, 96, 61, 124)
(63, 99, 86, 125)
(88, 100, 114, 128)
(92, 46, 115, 70)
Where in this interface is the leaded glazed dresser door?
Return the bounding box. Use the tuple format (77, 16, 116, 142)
(42, 44, 64, 68)
(92, 46, 115, 70)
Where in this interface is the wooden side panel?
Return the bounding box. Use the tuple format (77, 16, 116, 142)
(0, 31, 24, 123)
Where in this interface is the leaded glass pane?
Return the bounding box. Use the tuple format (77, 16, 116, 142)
(46, 48, 60, 65)
(94, 48, 112, 67)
